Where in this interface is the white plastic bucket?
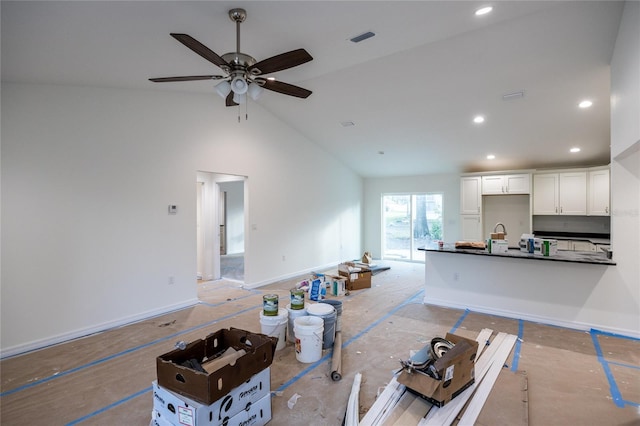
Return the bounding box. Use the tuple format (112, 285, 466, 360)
(260, 308, 288, 351)
(286, 304, 308, 344)
(294, 316, 324, 363)
(307, 303, 337, 349)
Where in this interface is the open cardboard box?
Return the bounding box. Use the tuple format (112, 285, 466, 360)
(338, 262, 372, 290)
(397, 333, 478, 407)
(156, 328, 277, 405)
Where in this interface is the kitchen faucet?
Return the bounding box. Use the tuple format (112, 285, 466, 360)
(494, 223, 507, 235)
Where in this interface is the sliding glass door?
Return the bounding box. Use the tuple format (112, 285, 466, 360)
(382, 193, 443, 261)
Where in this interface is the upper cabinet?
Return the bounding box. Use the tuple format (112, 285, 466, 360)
(533, 171, 588, 215)
(461, 176, 482, 215)
(588, 168, 610, 216)
(481, 174, 530, 195)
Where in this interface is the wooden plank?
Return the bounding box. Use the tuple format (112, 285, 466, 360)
(360, 377, 406, 426)
(457, 334, 518, 425)
(392, 396, 433, 425)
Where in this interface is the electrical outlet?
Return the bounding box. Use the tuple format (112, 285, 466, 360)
(282, 255, 286, 261)
(453, 272, 460, 281)
(168, 276, 175, 285)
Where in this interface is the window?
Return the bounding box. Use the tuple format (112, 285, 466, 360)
(382, 193, 443, 262)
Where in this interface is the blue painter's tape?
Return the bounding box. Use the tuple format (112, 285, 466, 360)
(511, 320, 524, 372)
(590, 329, 625, 408)
(591, 328, 640, 342)
(0, 303, 261, 398)
(277, 289, 425, 393)
(449, 309, 469, 334)
(65, 386, 152, 425)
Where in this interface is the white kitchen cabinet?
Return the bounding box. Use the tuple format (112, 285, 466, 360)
(560, 172, 587, 215)
(533, 174, 559, 214)
(461, 176, 482, 215)
(482, 174, 530, 195)
(461, 215, 483, 241)
(588, 168, 610, 216)
(533, 172, 587, 215)
(460, 176, 483, 241)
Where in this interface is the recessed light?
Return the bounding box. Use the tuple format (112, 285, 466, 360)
(473, 115, 485, 124)
(578, 100, 593, 108)
(486, 154, 496, 160)
(570, 147, 581, 153)
(475, 6, 493, 16)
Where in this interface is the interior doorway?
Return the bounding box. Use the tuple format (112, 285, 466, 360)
(196, 172, 246, 283)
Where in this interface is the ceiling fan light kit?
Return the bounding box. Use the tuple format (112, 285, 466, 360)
(149, 8, 313, 110)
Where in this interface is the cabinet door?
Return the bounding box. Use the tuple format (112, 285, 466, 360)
(461, 177, 482, 214)
(588, 169, 610, 216)
(559, 172, 587, 215)
(505, 174, 530, 194)
(481, 176, 505, 195)
(533, 174, 559, 214)
(461, 215, 482, 241)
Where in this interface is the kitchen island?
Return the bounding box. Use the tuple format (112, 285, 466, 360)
(425, 245, 616, 265)
(419, 244, 618, 332)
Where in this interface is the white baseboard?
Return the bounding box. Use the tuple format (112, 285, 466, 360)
(1, 298, 199, 359)
(423, 296, 640, 339)
(243, 261, 340, 289)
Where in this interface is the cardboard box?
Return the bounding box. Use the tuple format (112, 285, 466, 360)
(397, 333, 478, 407)
(338, 262, 372, 291)
(151, 392, 271, 426)
(152, 368, 270, 426)
(157, 328, 277, 405)
(489, 239, 509, 254)
(223, 393, 271, 426)
(324, 274, 346, 296)
(535, 239, 558, 256)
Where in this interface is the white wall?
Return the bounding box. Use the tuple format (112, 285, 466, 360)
(363, 174, 460, 258)
(421, 3, 639, 337)
(1, 83, 363, 356)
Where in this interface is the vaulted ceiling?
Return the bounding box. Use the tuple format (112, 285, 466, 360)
(1, 1, 624, 177)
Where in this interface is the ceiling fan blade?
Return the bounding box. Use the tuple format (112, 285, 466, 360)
(170, 33, 230, 69)
(149, 75, 223, 83)
(225, 92, 238, 107)
(262, 80, 312, 98)
(249, 49, 313, 75)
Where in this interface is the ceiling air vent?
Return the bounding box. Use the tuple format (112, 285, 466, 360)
(350, 32, 375, 43)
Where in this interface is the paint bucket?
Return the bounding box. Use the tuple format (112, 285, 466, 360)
(320, 299, 343, 332)
(263, 294, 279, 316)
(290, 288, 305, 310)
(294, 316, 324, 363)
(286, 304, 308, 344)
(260, 308, 288, 351)
(307, 303, 337, 349)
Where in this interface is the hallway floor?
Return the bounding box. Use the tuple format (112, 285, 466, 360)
(1, 261, 638, 425)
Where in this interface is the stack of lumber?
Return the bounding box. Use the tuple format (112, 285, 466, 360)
(360, 329, 518, 426)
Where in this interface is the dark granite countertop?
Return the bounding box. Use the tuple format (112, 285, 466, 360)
(419, 246, 616, 265)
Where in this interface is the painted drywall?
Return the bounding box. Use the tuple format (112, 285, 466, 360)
(363, 174, 461, 258)
(1, 83, 363, 356)
(421, 3, 639, 337)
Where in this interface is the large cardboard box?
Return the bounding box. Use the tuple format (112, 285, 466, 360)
(338, 262, 372, 290)
(152, 368, 270, 426)
(157, 328, 277, 405)
(397, 333, 478, 407)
